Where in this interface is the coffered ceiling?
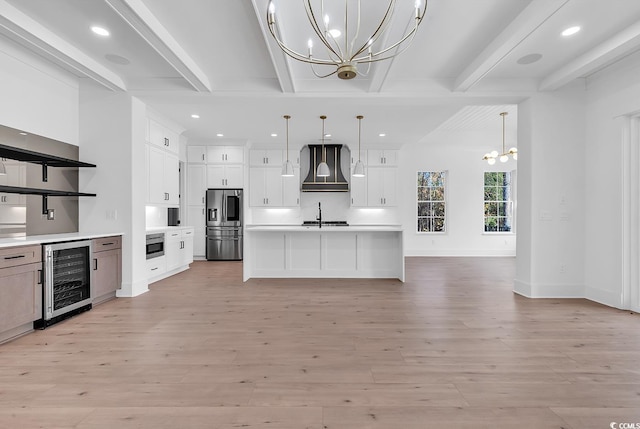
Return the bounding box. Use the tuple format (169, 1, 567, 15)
(1, 0, 640, 148)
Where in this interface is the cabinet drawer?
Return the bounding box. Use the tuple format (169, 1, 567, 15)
(92, 236, 122, 253)
(147, 256, 166, 278)
(0, 245, 41, 269)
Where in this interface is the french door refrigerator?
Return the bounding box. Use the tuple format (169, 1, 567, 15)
(206, 189, 243, 260)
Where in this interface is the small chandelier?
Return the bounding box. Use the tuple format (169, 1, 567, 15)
(281, 115, 295, 177)
(483, 112, 517, 165)
(267, 0, 427, 80)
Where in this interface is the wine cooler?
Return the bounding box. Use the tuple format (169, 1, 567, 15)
(36, 240, 93, 328)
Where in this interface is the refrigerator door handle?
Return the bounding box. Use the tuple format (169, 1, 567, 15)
(208, 208, 218, 222)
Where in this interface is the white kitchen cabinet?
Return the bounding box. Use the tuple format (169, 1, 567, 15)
(367, 167, 397, 207)
(187, 164, 207, 206)
(249, 149, 283, 166)
(249, 167, 283, 207)
(350, 166, 367, 207)
(367, 149, 397, 166)
(187, 146, 207, 163)
(282, 167, 300, 207)
(165, 228, 194, 272)
(207, 146, 244, 164)
(148, 119, 179, 154)
(187, 206, 206, 257)
(147, 145, 179, 205)
(207, 164, 243, 188)
(350, 149, 366, 166)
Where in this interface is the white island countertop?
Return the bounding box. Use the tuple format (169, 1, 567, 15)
(0, 232, 124, 249)
(245, 224, 403, 232)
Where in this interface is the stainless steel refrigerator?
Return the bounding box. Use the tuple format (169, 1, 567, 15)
(206, 189, 243, 260)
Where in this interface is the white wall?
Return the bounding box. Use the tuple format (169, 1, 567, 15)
(79, 86, 148, 298)
(0, 38, 78, 144)
(514, 83, 586, 298)
(583, 51, 640, 309)
(400, 130, 517, 256)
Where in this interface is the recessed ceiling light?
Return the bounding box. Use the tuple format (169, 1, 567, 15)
(379, 133, 386, 137)
(91, 26, 110, 37)
(191, 114, 200, 119)
(324, 134, 331, 137)
(562, 26, 581, 37)
(271, 133, 278, 137)
(216, 133, 224, 137)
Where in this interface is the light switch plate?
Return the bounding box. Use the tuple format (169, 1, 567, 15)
(46, 209, 55, 220)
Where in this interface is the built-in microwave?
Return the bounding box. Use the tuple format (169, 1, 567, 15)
(146, 233, 165, 259)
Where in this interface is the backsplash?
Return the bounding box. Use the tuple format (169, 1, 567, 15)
(0, 123, 80, 237)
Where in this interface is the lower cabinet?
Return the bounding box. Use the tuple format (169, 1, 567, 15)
(0, 245, 42, 344)
(148, 227, 194, 284)
(92, 236, 122, 305)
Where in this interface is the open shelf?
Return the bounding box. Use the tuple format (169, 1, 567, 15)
(0, 185, 96, 214)
(0, 143, 96, 182)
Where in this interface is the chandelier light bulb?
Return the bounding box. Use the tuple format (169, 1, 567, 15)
(490, 150, 499, 158)
(488, 158, 496, 165)
(324, 14, 330, 26)
(500, 154, 508, 163)
(512, 153, 518, 160)
(268, 1, 275, 14)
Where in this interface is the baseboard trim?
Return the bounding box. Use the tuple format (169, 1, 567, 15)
(116, 279, 149, 298)
(513, 279, 584, 298)
(584, 286, 623, 309)
(406, 249, 516, 257)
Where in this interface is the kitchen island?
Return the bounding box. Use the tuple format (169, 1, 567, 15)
(243, 225, 404, 282)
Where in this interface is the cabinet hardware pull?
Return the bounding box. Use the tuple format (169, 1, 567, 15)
(4, 254, 25, 260)
(93, 258, 98, 270)
(151, 267, 158, 271)
(37, 269, 43, 285)
(102, 242, 114, 246)
(202, 154, 205, 161)
(164, 137, 169, 146)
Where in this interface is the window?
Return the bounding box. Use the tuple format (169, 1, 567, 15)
(417, 171, 446, 232)
(484, 172, 513, 232)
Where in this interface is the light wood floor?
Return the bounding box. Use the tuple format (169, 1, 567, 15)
(1, 257, 639, 429)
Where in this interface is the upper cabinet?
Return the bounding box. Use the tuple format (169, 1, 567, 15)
(367, 149, 398, 167)
(249, 149, 283, 167)
(148, 119, 180, 155)
(207, 146, 244, 164)
(187, 146, 207, 163)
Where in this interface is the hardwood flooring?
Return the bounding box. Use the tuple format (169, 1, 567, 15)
(1, 257, 639, 428)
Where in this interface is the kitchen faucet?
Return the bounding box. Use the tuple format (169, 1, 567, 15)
(316, 202, 322, 228)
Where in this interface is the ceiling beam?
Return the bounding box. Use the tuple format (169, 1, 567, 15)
(0, 0, 126, 91)
(453, 0, 570, 92)
(105, 0, 211, 92)
(540, 20, 640, 91)
(249, 0, 295, 93)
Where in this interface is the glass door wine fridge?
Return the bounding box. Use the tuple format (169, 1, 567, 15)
(37, 240, 93, 328)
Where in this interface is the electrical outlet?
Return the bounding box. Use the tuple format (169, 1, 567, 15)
(46, 209, 55, 220)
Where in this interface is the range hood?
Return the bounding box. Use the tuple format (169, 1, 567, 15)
(302, 144, 349, 192)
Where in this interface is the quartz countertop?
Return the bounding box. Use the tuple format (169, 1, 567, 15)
(146, 226, 194, 233)
(0, 232, 124, 249)
(245, 224, 403, 232)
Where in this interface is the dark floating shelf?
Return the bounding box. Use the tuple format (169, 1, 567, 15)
(0, 143, 96, 182)
(0, 186, 96, 215)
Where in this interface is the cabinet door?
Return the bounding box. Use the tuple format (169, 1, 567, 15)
(93, 248, 121, 303)
(264, 168, 283, 206)
(187, 207, 206, 257)
(164, 153, 180, 205)
(249, 150, 267, 166)
(181, 230, 194, 266)
(207, 146, 227, 164)
(187, 164, 207, 206)
(207, 165, 226, 188)
(350, 168, 367, 207)
(225, 165, 244, 188)
(249, 168, 266, 206)
(147, 146, 166, 204)
(367, 150, 397, 166)
(149, 119, 179, 153)
(367, 167, 385, 207)
(282, 167, 300, 207)
(381, 168, 397, 206)
(165, 231, 182, 272)
(225, 146, 244, 164)
(187, 146, 207, 163)
(0, 262, 42, 334)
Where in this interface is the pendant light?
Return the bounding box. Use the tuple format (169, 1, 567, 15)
(352, 115, 365, 177)
(317, 115, 330, 177)
(281, 115, 295, 177)
(483, 112, 517, 165)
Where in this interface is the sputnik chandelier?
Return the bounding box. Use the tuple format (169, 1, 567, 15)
(267, 0, 427, 79)
(483, 112, 518, 165)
